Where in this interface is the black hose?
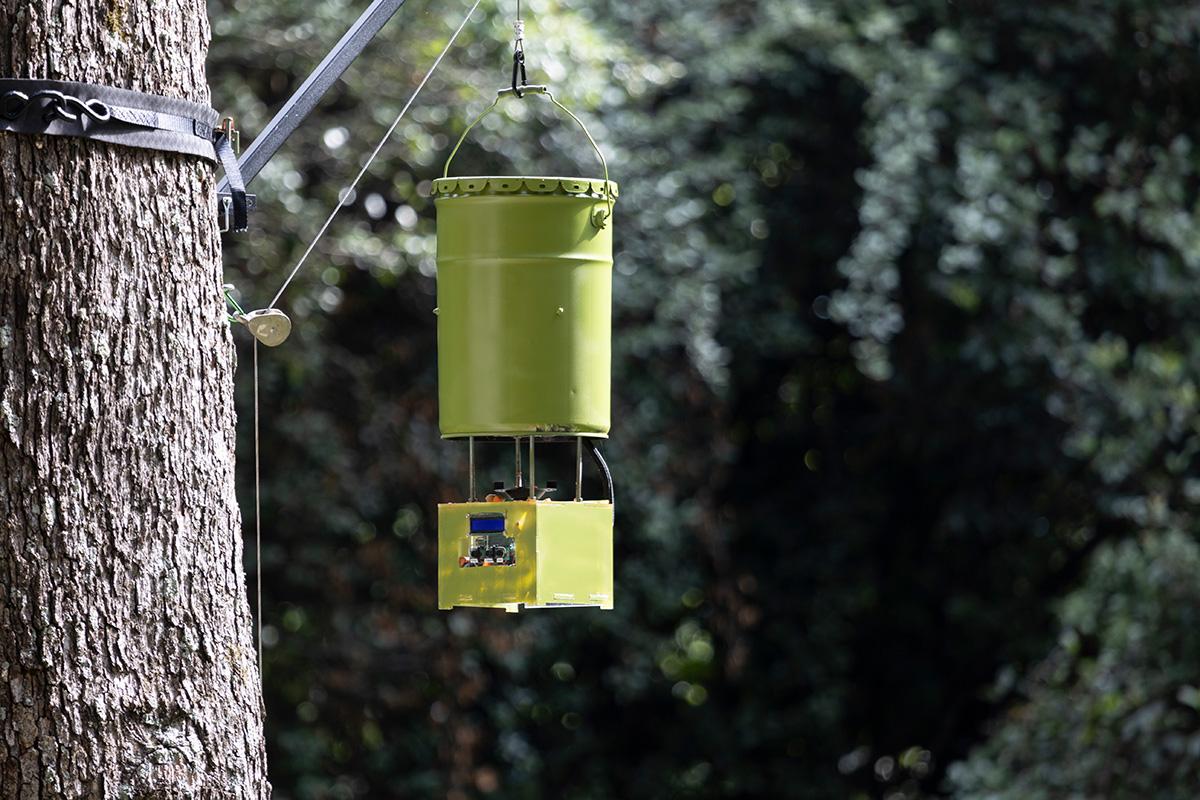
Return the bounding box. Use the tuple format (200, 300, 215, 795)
(587, 440, 614, 505)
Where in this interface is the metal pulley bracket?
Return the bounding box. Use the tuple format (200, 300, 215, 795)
(224, 286, 291, 346)
(238, 309, 293, 347)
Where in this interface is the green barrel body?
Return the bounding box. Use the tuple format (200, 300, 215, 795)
(433, 176, 617, 438)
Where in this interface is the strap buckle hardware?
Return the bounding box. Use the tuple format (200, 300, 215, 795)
(220, 116, 240, 155)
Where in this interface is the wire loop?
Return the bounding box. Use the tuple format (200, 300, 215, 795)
(441, 87, 615, 226)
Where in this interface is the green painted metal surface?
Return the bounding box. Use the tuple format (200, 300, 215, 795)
(437, 500, 614, 612)
(433, 176, 618, 438)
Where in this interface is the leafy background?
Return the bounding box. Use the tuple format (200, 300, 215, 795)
(209, 0, 1200, 797)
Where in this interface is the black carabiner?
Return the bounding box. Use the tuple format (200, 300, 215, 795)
(511, 47, 528, 98)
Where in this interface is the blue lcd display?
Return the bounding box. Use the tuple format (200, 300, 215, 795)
(470, 516, 506, 533)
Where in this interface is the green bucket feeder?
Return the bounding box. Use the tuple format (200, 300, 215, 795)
(434, 86, 618, 612)
(433, 86, 618, 439)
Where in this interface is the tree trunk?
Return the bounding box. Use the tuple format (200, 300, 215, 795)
(0, 3, 268, 798)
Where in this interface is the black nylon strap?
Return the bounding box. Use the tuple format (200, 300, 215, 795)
(0, 78, 247, 227)
(214, 131, 248, 232)
(0, 79, 217, 159)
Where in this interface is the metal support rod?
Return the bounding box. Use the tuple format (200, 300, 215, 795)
(529, 436, 536, 495)
(575, 436, 583, 501)
(514, 438, 523, 488)
(217, 0, 412, 195)
(468, 436, 476, 501)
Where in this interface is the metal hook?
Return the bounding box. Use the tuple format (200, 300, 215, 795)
(512, 50, 527, 98)
(511, 17, 528, 97)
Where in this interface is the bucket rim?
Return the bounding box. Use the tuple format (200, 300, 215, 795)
(432, 176, 619, 200)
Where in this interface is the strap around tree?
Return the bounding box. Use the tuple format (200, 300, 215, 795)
(0, 78, 248, 231)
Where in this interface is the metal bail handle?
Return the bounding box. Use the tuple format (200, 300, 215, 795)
(442, 86, 615, 228)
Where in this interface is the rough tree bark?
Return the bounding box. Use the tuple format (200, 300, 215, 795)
(0, 2, 268, 798)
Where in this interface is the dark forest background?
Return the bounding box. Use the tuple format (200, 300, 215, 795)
(210, 1, 1200, 797)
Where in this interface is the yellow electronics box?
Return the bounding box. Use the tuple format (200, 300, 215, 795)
(438, 500, 613, 612)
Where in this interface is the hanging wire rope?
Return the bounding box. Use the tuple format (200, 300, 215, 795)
(267, 0, 484, 309)
(253, 340, 263, 691)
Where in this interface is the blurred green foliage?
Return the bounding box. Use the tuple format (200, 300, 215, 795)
(208, 0, 1200, 797)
